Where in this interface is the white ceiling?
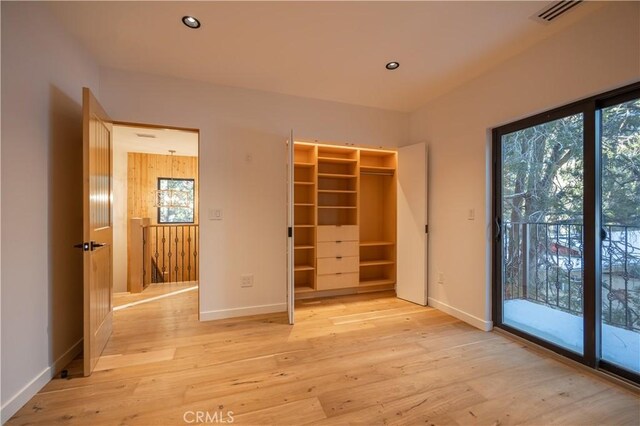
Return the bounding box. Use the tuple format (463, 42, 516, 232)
(50, 1, 603, 112)
(113, 125, 199, 156)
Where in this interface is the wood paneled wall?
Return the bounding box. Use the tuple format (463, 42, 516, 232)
(127, 153, 199, 225)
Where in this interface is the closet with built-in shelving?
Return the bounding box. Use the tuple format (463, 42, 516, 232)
(292, 142, 398, 299)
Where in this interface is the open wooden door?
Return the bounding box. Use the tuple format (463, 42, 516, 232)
(396, 142, 428, 305)
(286, 130, 295, 324)
(82, 87, 114, 375)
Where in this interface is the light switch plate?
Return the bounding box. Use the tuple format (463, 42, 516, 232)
(209, 209, 223, 220)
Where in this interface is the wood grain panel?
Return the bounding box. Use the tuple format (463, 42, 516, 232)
(316, 225, 359, 242)
(127, 153, 199, 283)
(317, 256, 359, 274)
(83, 87, 114, 377)
(127, 152, 198, 225)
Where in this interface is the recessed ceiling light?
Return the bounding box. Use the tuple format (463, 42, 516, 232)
(385, 62, 400, 70)
(182, 16, 201, 29)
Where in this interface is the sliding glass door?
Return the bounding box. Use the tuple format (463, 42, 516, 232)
(493, 83, 640, 383)
(600, 96, 640, 376)
(500, 112, 585, 354)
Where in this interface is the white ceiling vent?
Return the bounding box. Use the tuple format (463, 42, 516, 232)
(531, 1, 583, 24)
(136, 133, 157, 139)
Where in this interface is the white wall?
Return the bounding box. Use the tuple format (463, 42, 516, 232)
(409, 2, 640, 330)
(1, 2, 100, 422)
(99, 68, 409, 320)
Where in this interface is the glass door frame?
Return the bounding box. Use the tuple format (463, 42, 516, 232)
(492, 81, 640, 385)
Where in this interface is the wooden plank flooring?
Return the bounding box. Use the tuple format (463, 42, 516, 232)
(7, 291, 639, 425)
(113, 282, 197, 308)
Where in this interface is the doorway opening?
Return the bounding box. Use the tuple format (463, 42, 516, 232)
(112, 124, 200, 309)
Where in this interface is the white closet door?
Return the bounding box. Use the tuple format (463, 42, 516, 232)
(397, 142, 428, 305)
(286, 130, 295, 324)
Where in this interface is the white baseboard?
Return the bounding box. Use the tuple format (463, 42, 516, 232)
(1, 366, 50, 424)
(0, 338, 82, 424)
(51, 339, 83, 376)
(200, 303, 287, 321)
(428, 297, 493, 331)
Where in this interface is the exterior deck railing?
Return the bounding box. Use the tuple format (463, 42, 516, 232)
(503, 221, 640, 331)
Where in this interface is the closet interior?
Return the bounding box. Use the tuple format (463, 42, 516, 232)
(293, 142, 397, 299)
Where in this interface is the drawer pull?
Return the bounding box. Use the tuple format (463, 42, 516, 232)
(336, 240, 342, 243)
(336, 256, 342, 260)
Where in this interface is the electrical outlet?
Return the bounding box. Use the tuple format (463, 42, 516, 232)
(241, 274, 253, 288)
(438, 272, 445, 284)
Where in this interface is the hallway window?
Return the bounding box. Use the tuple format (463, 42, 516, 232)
(157, 178, 195, 223)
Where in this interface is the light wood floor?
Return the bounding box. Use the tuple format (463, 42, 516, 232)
(8, 291, 639, 425)
(114, 282, 198, 308)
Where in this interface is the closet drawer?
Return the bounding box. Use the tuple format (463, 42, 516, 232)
(317, 241, 359, 258)
(317, 256, 359, 274)
(317, 272, 358, 290)
(317, 225, 359, 242)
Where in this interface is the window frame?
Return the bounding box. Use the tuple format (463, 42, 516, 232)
(156, 177, 196, 224)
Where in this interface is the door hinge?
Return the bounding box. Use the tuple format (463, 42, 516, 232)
(288, 227, 293, 238)
(425, 224, 428, 234)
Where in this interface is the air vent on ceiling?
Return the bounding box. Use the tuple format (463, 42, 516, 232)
(136, 133, 157, 139)
(531, 0, 583, 24)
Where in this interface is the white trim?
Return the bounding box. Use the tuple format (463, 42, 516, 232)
(200, 303, 287, 321)
(51, 339, 82, 376)
(428, 297, 493, 331)
(1, 367, 50, 423)
(1, 338, 82, 423)
(114, 286, 198, 311)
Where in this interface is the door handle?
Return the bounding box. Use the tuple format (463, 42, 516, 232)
(601, 227, 608, 241)
(90, 241, 106, 251)
(494, 217, 502, 241)
(73, 242, 90, 251)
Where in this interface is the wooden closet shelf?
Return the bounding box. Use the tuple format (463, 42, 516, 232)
(294, 203, 315, 207)
(359, 278, 395, 287)
(294, 181, 315, 185)
(318, 205, 357, 209)
(360, 260, 395, 267)
(317, 156, 357, 164)
(294, 265, 315, 272)
(294, 245, 315, 250)
(294, 162, 315, 168)
(294, 224, 315, 228)
(318, 173, 357, 179)
(295, 286, 315, 293)
(360, 241, 395, 247)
